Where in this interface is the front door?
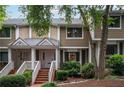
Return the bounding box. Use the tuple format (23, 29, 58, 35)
(12, 49, 30, 69)
(40, 49, 55, 68)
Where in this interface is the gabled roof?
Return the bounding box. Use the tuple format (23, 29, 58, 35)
(9, 37, 59, 49)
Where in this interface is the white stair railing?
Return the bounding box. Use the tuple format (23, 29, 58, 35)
(0, 62, 14, 77)
(32, 61, 40, 84)
(16, 61, 32, 74)
(48, 61, 56, 82)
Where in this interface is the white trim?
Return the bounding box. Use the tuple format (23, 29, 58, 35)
(66, 27, 84, 39)
(38, 39, 53, 46)
(15, 26, 19, 39)
(13, 38, 28, 46)
(48, 27, 51, 38)
(60, 46, 89, 49)
(93, 38, 124, 41)
(0, 47, 8, 49)
(29, 26, 32, 38)
(0, 27, 12, 39)
(108, 15, 122, 29)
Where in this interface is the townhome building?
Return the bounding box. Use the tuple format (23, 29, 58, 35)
(0, 11, 124, 84)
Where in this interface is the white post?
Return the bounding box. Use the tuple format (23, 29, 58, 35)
(8, 48, 12, 63)
(29, 26, 32, 38)
(80, 49, 82, 65)
(31, 48, 35, 70)
(97, 42, 100, 66)
(15, 26, 19, 39)
(89, 42, 92, 63)
(56, 49, 59, 70)
(117, 42, 120, 54)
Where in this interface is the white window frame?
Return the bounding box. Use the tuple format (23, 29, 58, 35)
(66, 26, 84, 39)
(108, 15, 122, 29)
(0, 27, 12, 39)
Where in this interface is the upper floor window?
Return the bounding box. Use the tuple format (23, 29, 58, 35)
(0, 27, 11, 38)
(109, 16, 121, 29)
(66, 27, 83, 39)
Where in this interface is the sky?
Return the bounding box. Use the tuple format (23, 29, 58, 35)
(6, 5, 24, 18)
(6, 5, 80, 19)
(6, 5, 60, 18)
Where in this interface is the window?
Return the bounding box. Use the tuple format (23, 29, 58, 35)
(0, 50, 8, 62)
(67, 27, 83, 38)
(106, 45, 117, 55)
(0, 27, 11, 38)
(109, 16, 121, 28)
(65, 52, 80, 62)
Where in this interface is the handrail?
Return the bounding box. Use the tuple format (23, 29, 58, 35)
(48, 61, 56, 82)
(0, 62, 14, 77)
(16, 61, 32, 74)
(32, 61, 40, 84)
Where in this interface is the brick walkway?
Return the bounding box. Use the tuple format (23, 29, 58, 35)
(59, 80, 124, 87)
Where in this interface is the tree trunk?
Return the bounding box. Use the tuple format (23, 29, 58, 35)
(98, 5, 110, 79)
(78, 5, 98, 79)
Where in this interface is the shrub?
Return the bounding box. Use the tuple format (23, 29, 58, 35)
(56, 70, 68, 81)
(104, 75, 119, 80)
(107, 54, 124, 75)
(23, 70, 32, 86)
(0, 75, 26, 87)
(68, 68, 80, 77)
(42, 82, 57, 87)
(81, 63, 95, 79)
(62, 61, 80, 71)
(62, 61, 80, 77)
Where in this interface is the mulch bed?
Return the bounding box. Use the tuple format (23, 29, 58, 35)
(56, 77, 86, 84)
(59, 79, 124, 87)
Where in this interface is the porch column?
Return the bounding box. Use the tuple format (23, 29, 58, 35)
(117, 42, 120, 54)
(89, 42, 92, 63)
(97, 42, 100, 66)
(8, 48, 12, 63)
(56, 49, 60, 70)
(31, 48, 36, 70)
(80, 49, 82, 65)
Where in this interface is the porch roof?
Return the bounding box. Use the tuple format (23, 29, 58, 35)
(9, 37, 59, 49)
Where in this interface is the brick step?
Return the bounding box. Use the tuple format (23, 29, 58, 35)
(34, 69, 49, 84)
(37, 76, 48, 78)
(36, 78, 48, 81)
(35, 81, 47, 84)
(38, 74, 48, 75)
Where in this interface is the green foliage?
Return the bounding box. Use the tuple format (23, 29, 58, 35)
(23, 70, 32, 86)
(81, 63, 95, 79)
(62, 61, 80, 71)
(104, 75, 119, 80)
(0, 6, 7, 29)
(21, 5, 53, 36)
(62, 61, 80, 77)
(0, 75, 26, 87)
(56, 70, 68, 81)
(42, 82, 57, 87)
(107, 54, 124, 75)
